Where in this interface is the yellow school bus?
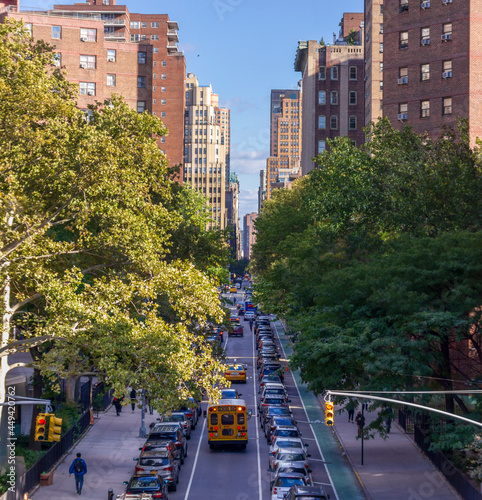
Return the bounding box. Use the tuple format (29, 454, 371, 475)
(207, 398, 251, 449)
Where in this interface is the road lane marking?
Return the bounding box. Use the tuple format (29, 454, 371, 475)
(274, 322, 340, 500)
(183, 414, 206, 500)
(253, 322, 263, 500)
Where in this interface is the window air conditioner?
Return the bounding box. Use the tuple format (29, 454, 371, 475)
(80, 36, 88, 41)
(398, 76, 408, 85)
(442, 71, 453, 79)
(397, 113, 408, 121)
(87, 90, 95, 96)
(442, 0, 452, 4)
(107, 57, 115, 62)
(421, 1, 430, 8)
(421, 39, 431, 45)
(441, 33, 452, 41)
(80, 62, 87, 68)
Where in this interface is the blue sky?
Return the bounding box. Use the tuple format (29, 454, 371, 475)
(24, 0, 363, 220)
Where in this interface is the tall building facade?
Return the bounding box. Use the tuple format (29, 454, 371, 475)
(1, 0, 186, 172)
(258, 169, 267, 211)
(243, 212, 257, 261)
(265, 89, 302, 200)
(182, 73, 229, 229)
(382, 0, 482, 144)
(364, 0, 384, 127)
(295, 13, 365, 175)
(225, 173, 242, 260)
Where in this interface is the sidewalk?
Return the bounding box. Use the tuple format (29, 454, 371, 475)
(333, 407, 461, 500)
(273, 320, 462, 500)
(31, 405, 151, 500)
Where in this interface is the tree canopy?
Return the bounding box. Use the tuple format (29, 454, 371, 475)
(0, 19, 229, 412)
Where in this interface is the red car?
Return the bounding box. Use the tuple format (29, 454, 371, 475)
(229, 324, 244, 337)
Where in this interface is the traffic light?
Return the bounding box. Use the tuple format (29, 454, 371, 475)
(48, 415, 63, 442)
(325, 402, 334, 426)
(35, 414, 48, 441)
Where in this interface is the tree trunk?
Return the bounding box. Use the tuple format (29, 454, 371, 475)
(28, 368, 43, 451)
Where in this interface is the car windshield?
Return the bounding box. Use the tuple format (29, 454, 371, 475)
(275, 440, 302, 448)
(278, 453, 305, 461)
(278, 467, 306, 475)
(221, 390, 237, 398)
(275, 477, 305, 487)
(139, 457, 170, 466)
(277, 430, 300, 437)
(273, 418, 294, 426)
(265, 389, 284, 395)
(162, 414, 184, 422)
(149, 432, 176, 440)
(269, 408, 289, 415)
(128, 477, 160, 490)
(266, 398, 285, 405)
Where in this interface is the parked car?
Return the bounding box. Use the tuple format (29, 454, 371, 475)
(157, 412, 191, 439)
(269, 425, 303, 445)
(134, 448, 180, 491)
(283, 484, 330, 500)
(116, 472, 168, 499)
(271, 464, 313, 488)
(147, 423, 188, 464)
(139, 440, 180, 465)
(260, 406, 292, 432)
(265, 416, 299, 440)
(270, 447, 311, 476)
(220, 388, 242, 399)
(270, 472, 308, 500)
(245, 310, 256, 321)
(177, 403, 198, 429)
(224, 363, 247, 383)
(269, 438, 307, 468)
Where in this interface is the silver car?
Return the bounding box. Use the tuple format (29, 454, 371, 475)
(269, 447, 311, 478)
(269, 438, 308, 469)
(158, 412, 192, 439)
(134, 449, 180, 492)
(270, 472, 308, 500)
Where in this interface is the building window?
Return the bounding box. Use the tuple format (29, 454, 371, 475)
(153, 47, 159, 53)
(331, 66, 339, 80)
(161, 87, 166, 92)
(400, 0, 409, 12)
(151, 22, 159, 28)
(138, 52, 146, 64)
(443, 97, 452, 115)
(399, 31, 408, 49)
(52, 25, 61, 39)
(162, 61, 167, 67)
(153, 74, 157, 79)
(141, 22, 147, 28)
(318, 66, 326, 80)
(421, 63, 430, 81)
(80, 28, 97, 42)
(380, 23, 384, 34)
(349, 91, 357, 105)
(318, 90, 326, 105)
(140, 35, 147, 41)
(80, 55, 96, 69)
(53, 53, 61, 67)
(380, 80, 384, 91)
(107, 49, 116, 62)
(137, 76, 146, 88)
(130, 34, 140, 42)
(79, 82, 96, 96)
(24, 23, 33, 35)
(151, 35, 159, 41)
(107, 73, 116, 86)
(349, 66, 357, 80)
(443, 59, 453, 78)
(349, 116, 357, 130)
(398, 102, 408, 120)
(442, 23, 452, 41)
(380, 62, 384, 72)
(330, 91, 338, 105)
(137, 101, 146, 113)
(421, 100, 430, 118)
(421, 27, 430, 45)
(161, 74, 166, 80)
(330, 115, 338, 130)
(318, 115, 326, 129)
(318, 140, 326, 154)
(161, 99, 166, 105)
(161, 112, 166, 118)
(130, 21, 140, 29)
(380, 43, 384, 53)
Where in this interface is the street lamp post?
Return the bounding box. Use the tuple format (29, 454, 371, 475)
(139, 389, 146, 438)
(361, 403, 365, 466)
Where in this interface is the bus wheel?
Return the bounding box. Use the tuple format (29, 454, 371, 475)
(241, 443, 247, 450)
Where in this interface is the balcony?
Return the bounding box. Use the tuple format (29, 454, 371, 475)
(104, 31, 126, 41)
(167, 20, 179, 30)
(167, 30, 179, 42)
(103, 18, 126, 26)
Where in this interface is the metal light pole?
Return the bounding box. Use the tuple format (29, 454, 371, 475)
(139, 389, 146, 438)
(361, 403, 365, 466)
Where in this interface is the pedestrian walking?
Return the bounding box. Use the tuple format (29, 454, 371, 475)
(347, 408, 355, 423)
(69, 452, 87, 495)
(130, 388, 137, 413)
(249, 320, 253, 332)
(113, 396, 122, 416)
(233, 295, 237, 304)
(355, 411, 365, 438)
(385, 407, 394, 433)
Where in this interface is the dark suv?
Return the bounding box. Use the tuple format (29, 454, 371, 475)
(147, 423, 188, 464)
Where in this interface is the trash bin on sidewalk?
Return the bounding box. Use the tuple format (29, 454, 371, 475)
(40, 472, 54, 486)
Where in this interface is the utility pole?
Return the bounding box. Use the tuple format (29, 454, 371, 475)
(139, 390, 146, 438)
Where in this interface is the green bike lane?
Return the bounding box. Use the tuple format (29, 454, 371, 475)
(272, 320, 366, 500)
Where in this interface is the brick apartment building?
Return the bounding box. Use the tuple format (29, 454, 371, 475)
(295, 13, 365, 175)
(380, 0, 482, 144)
(265, 88, 302, 200)
(1, 0, 185, 171)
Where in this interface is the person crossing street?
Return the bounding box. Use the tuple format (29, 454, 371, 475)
(69, 452, 87, 495)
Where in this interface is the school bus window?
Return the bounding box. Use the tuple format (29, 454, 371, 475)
(221, 414, 234, 425)
(210, 414, 218, 425)
(238, 414, 245, 424)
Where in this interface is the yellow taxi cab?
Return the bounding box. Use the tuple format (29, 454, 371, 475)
(229, 284, 237, 293)
(224, 364, 247, 383)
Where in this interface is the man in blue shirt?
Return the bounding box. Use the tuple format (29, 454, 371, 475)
(69, 452, 87, 495)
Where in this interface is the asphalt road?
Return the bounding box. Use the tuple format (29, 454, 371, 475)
(168, 286, 339, 500)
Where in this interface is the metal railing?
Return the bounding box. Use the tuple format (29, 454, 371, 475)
(2, 410, 91, 500)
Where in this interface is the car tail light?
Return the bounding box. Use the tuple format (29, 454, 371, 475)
(273, 487, 278, 494)
(163, 466, 173, 471)
(135, 467, 144, 472)
(152, 494, 164, 499)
